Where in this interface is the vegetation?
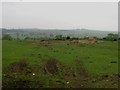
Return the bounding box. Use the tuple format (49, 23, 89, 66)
(2, 38, 119, 88)
(2, 29, 119, 88)
(103, 33, 118, 41)
(2, 34, 13, 40)
(2, 33, 119, 42)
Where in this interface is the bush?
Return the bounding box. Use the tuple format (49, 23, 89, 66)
(2, 34, 13, 40)
(103, 33, 118, 41)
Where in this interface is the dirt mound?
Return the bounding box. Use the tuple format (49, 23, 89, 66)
(43, 59, 59, 75)
(8, 59, 28, 73)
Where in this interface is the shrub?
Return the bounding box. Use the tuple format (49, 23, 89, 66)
(2, 34, 13, 40)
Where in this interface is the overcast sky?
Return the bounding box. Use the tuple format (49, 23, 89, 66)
(2, 2, 118, 31)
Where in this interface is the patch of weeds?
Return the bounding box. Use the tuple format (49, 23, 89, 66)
(110, 61, 117, 63)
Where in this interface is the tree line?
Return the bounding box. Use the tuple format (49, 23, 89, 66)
(2, 33, 119, 41)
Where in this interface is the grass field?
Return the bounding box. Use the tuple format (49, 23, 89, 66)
(2, 40, 119, 88)
(0, 40, 2, 89)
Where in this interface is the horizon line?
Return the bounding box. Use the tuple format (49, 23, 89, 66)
(1, 27, 118, 32)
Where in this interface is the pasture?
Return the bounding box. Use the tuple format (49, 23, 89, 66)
(2, 40, 119, 88)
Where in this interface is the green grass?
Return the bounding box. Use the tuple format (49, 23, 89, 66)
(0, 40, 2, 83)
(2, 40, 118, 88)
(3, 40, 118, 74)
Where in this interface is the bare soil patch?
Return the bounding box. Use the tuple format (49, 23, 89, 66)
(8, 59, 28, 73)
(43, 59, 59, 75)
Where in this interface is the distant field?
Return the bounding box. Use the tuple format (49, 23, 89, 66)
(2, 40, 119, 88)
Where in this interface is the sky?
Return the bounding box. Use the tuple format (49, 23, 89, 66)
(2, 2, 118, 31)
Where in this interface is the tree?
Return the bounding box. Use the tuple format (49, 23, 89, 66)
(24, 37, 31, 40)
(55, 35, 63, 40)
(2, 34, 13, 40)
(16, 32, 20, 40)
(103, 33, 118, 41)
(66, 36, 70, 40)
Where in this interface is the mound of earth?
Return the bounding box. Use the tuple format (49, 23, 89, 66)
(43, 59, 60, 75)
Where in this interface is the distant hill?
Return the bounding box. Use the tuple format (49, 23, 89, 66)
(1, 28, 117, 39)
